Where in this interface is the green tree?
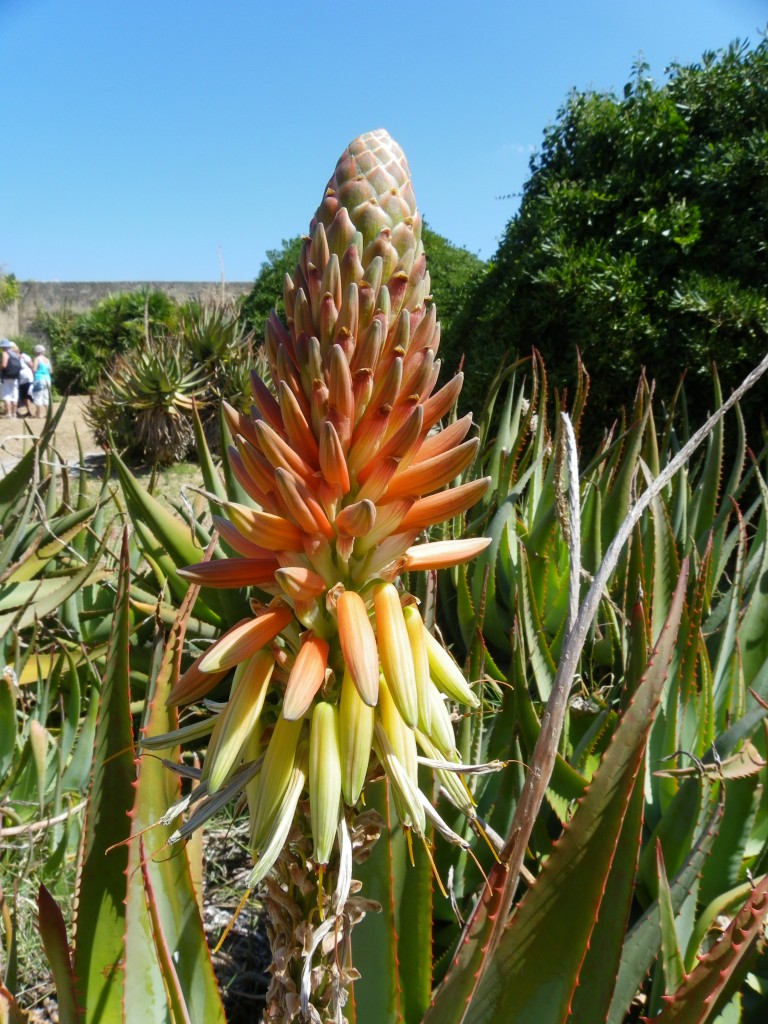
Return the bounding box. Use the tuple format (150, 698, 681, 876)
(0, 272, 20, 311)
(242, 225, 484, 351)
(241, 236, 304, 339)
(444, 37, 768, 433)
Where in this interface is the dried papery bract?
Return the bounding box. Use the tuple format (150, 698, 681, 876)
(161, 128, 494, 1021)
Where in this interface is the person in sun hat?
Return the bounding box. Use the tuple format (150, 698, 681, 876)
(0, 338, 21, 418)
(31, 344, 53, 417)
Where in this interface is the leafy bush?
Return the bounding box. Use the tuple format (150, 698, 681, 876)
(36, 289, 180, 393)
(87, 295, 263, 464)
(0, 272, 20, 310)
(443, 38, 768, 437)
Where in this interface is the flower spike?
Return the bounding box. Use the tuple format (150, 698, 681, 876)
(171, 131, 492, 928)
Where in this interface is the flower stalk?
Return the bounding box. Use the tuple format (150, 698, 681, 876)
(155, 128, 494, 1020)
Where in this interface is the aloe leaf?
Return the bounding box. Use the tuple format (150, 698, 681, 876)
(600, 383, 650, 552)
(607, 791, 724, 1024)
(0, 982, 26, 1023)
(123, 592, 226, 1022)
(518, 547, 556, 701)
(699, 774, 761, 910)
(28, 719, 48, 813)
(36, 885, 79, 1024)
(580, 478, 603, 578)
(462, 578, 684, 1024)
(737, 467, 768, 685)
(350, 779, 432, 1024)
(644, 468, 680, 645)
(651, 872, 768, 1023)
(514, 678, 587, 802)
(426, 555, 687, 1024)
(190, 402, 228, 505)
(565, 774, 645, 1023)
(657, 841, 686, 995)
(0, 545, 107, 635)
(0, 446, 36, 523)
(9, 502, 103, 582)
(0, 673, 16, 782)
(689, 373, 725, 548)
(0, 483, 36, 580)
(110, 446, 203, 567)
(712, 506, 747, 724)
(72, 530, 136, 1022)
(60, 660, 101, 793)
(217, 403, 252, 506)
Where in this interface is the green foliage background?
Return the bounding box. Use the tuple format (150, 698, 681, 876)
(442, 38, 768, 435)
(241, 225, 485, 353)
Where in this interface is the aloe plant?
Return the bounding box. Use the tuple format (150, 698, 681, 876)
(46, 133, 768, 1024)
(0, 406, 124, 1012)
(420, 354, 768, 1021)
(35, 533, 226, 1024)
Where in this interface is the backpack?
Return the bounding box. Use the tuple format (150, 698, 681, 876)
(3, 352, 21, 379)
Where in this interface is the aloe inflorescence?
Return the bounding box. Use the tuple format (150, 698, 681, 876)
(153, 130, 492, 1013)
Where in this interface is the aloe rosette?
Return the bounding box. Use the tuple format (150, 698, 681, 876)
(163, 126, 490, 984)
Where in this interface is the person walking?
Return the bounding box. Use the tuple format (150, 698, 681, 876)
(31, 344, 53, 418)
(16, 345, 34, 417)
(0, 338, 21, 418)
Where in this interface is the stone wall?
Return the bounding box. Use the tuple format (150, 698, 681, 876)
(1, 280, 253, 337)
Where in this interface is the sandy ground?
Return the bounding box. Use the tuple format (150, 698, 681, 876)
(0, 394, 101, 471)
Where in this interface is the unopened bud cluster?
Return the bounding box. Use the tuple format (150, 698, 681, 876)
(162, 130, 491, 884)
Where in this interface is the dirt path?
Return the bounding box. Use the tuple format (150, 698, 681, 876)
(0, 395, 101, 470)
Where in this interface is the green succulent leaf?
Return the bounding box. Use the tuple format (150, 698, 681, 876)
(426, 561, 687, 1024)
(36, 885, 79, 1024)
(350, 779, 433, 1024)
(607, 790, 724, 1024)
(651, 872, 768, 1023)
(124, 593, 226, 1023)
(71, 530, 136, 1022)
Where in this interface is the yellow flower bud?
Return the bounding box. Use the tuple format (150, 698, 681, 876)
(402, 604, 432, 735)
(377, 677, 418, 788)
(374, 582, 418, 727)
(204, 651, 274, 793)
(250, 715, 304, 850)
(339, 669, 374, 805)
(422, 624, 480, 707)
(309, 702, 342, 865)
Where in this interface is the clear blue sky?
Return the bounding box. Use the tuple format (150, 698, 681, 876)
(2, 0, 766, 283)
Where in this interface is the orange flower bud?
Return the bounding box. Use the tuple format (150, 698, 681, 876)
(402, 537, 492, 571)
(275, 566, 327, 602)
(398, 477, 491, 533)
(178, 558, 279, 588)
(319, 420, 351, 493)
(254, 419, 315, 485)
(225, 502, 305, 552)
(337, 589, 379, 706)
(421, 373, 463, 431)
(199, 606, 294, 673)
(335, 499, 377, 538)
(279, 381, 320, 464)
(283, 633, 330, 720)
(384, 438, 479, 500)
(250, 371, 285, 434)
